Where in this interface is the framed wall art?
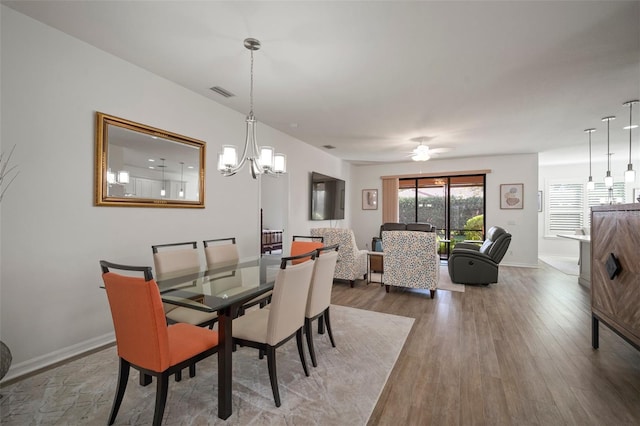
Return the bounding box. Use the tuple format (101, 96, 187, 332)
(362, 189, 378, 210)
(500, 183, 524, 209)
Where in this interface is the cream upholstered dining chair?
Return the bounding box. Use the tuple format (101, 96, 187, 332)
(203, 237, 239, 268)
(203, 237, 272, 314)
(231, 251, 316, 407)
(99, 261, 218, 426)
(152, 242, 218, 329)
(304, 244, 339, 368)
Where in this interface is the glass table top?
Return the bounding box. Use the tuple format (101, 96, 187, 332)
(157, 259, 279, 312)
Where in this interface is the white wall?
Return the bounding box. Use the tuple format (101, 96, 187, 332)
(350, 153, 539, 267)
(0, 7, 345, 381)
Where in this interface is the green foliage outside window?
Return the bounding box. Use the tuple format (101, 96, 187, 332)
(399, 195, 484, 230)
(464, 214, 484, 240)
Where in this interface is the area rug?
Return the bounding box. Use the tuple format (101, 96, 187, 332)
(0, 305, 414, 426)
(437, 265, 465, 292)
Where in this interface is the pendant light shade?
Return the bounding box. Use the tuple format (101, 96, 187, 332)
(602, 116, 615, 188)
(585, 128, 596, 190)
(160, 158, 166, 197)
(623, 100, 638, 183)
(217, 38, 286, 179)
(179, 162, 185, 198)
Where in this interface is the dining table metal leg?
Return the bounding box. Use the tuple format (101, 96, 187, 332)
(218, 307, 233, 420)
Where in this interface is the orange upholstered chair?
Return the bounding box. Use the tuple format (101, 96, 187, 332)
(290, 235, 324, 264)
(100, 261, 219, 426)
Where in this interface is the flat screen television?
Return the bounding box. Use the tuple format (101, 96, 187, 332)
(310, 172, 345, 220)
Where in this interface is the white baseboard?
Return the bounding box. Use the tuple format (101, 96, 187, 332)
(501, 261, 538, 268)
(1, 332, 115, 384)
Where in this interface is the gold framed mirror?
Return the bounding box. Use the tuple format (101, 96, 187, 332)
(95, 112, 205, 208)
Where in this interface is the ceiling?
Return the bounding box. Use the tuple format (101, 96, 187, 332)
(4, 1, 640, 165)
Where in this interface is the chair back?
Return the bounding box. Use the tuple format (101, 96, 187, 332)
(306, 245, 339, 318)
(100, 261, 171, 373)
(406, 222, 434, 232)
(152, 241, 200, 279)
(382, 231, 439, 290)
(203, 238, 239, 268)
(479, 226, 512, 263)
(266, 253, 316, 345)
(291, 235, 324, 264)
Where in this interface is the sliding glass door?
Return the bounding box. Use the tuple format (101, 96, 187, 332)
(399, 174, 485, 259)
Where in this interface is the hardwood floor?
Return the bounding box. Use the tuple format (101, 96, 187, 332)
(330, 263, 640, 426)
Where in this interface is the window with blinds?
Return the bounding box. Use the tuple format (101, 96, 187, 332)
(545, 180, 626, 236)
(546, 182, 584, 234)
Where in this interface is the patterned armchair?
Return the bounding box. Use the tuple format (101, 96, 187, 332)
(381, 230, 440, 298)
(310, 228, 368, 287)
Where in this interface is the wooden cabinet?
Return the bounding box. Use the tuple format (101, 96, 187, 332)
(590, 204, 640, 351)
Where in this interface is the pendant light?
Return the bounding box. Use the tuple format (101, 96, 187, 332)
(602, 116, 615, 188)
(623, 100, 638, 183)
(160, 158, 166, 197)
(179, 162, 184, 198)
(585, 128, 596, 190)
(217, 38, 286, 178)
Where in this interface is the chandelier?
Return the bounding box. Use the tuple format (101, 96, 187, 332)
(217, 38, 286, 179)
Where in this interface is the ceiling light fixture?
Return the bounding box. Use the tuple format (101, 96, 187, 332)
(217, 38, 286, 179)
(623, 100, 638, 183)
(585, 128, 596, 190)
(602, 116, 615, 188)
(411, 141, 431, 161)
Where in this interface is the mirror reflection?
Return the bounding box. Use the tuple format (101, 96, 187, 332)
(95, 112, 205, 208)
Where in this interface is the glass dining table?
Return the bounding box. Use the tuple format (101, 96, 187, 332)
(157, 258, 279, 420)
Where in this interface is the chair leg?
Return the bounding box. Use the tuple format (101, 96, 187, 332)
(296, 328, 309, 377)
(385, 285, 390, 293)
(108, 358, 130, 425)
(266, 346, 281, 407)
(430, 289, 435, 299)
(174, 370, 182, 382)
(152, 373, 170, 426)
(140, 372, 152, 386)
(189, 364, 196, 378)
(324, 308, 336, 348)
(304, 318, 317, 368)
(350, 280, 355, 288)
(318, 315, 325, 335)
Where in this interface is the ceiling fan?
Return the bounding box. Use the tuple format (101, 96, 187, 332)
(407, 136, 452, 161)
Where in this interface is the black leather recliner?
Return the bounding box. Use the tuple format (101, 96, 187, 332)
(448, 226, 512, 285)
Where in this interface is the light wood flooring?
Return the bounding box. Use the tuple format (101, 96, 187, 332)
(330, 262, 640, 426)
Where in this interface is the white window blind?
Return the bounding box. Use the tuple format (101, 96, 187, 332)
(545, 180, 626, 236)
(547, 182, 583, 234)
(584, 182, 626, 227)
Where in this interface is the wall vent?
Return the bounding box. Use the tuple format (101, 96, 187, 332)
(209, 86, 235, 98)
